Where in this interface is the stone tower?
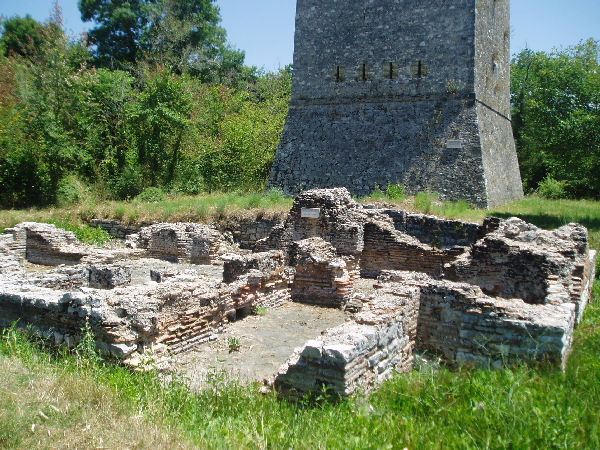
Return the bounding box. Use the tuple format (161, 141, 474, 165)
(268, 0, 524, 208)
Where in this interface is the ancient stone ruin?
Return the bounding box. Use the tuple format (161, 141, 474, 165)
(0, 189, 596, 398)
(269, 0, 524, 208)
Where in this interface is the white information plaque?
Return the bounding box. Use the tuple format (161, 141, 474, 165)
(301, 208, 321, 219)
(446, 140, 463, 149)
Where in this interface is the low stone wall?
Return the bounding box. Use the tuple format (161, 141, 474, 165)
(89, 219, 143, 239)
(360, 220, 463, 278)
(90, 218, 284, 250)
(7, 223, 86, 266)
(222, 250, 286, 283)
(412, 276, 577, 369)
(447, 218, 593, 308)
(275, 283, 419, 397)
(217, 219, 283, 250)
(131, 223, 231, 264)
(0, 262, 291, 364)
(377, 209, 486, 248)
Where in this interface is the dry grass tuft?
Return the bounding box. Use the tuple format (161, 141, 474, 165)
(0, 357, 190, 449)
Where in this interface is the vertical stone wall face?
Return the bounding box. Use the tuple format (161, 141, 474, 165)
(269, 0, 523, 208)
(414, 279, 577, 370)
(290, 238, 355, 308)
(360, 219, 467, 279)
(276, 283, 420, 398)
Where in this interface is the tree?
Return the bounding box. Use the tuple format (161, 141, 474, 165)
(0, 15, 46, 58)
(128, 69, 192, 187)
(511, 39, 600, 198)
(143, 0, 244, 81)
(79, 0, 244, 79)
(79, 0, 149, 67)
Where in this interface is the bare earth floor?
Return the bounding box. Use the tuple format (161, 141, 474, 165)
(173, 302, 349, 389)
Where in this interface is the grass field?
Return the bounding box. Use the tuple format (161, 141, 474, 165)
(1, 295, 599, 449)
(1, 193, 599, 448)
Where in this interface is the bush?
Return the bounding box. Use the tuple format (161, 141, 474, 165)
(109, 166, 144, 200)
(135, 187, 166, 203)
(537, 177, 568, 200)
(386, 183, 407, 201)
(56, 175, 89, 206)
(172, 157, 204, 195)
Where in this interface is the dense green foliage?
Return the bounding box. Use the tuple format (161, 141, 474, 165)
(512, 39, 600, 198)
(0, 10, 290, 208)
(0, 15, 47, 58)
(1, 5, 599, 208)
(78, 0, 244, 78)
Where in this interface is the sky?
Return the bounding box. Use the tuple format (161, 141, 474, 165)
(1, 0, 599, 72)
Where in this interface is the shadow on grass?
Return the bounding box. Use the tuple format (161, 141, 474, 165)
(490, 212, 600, 233)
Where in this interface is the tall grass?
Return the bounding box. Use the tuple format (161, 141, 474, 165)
(0, 191, 294, 230)
(1, 291, 599, 448)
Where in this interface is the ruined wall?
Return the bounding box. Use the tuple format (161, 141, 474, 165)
(133, 223, 230, 264)
(0, 258, 290, 364)
(413, 277, 577, 370)
(276, 283, 419, 397)
(376, 209, 486, 248)
(8, 223, 86, 266)
(290, 238, 355, 308)
(269, 0, 523, 207)
(360, 220, 463, 279)
(91, 218, 283, 251)
(216, 219, 283, 250)
(90, 219, 144, 239)
(447, 218, 593, 310)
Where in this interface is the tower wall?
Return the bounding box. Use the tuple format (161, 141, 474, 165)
(269, 0, 523, 208)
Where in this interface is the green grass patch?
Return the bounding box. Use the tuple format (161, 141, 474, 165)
(49, 220, 112, 246)
(414, 191, 438, 214)
(0, 191, 294, 231)
(1, 293, 599, 448)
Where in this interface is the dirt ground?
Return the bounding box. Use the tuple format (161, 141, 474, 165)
(174, 302, 349, 389)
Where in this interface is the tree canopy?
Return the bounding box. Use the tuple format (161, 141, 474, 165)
(78, 0, 244, 79)
(0, 15, 46, 58)
(512, 39, 600, 198)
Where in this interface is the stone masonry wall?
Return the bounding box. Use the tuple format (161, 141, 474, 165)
(133, 223, 230, 264)
(90, 218, 283, 251)
(275, 283, 420, 398)
(269, 0, 523, 207)
(411, 275, 577, 370)
(290, 238, 355, 309)
(0, 258, 290, 364)
(447, 218, 592, 308)
(376, 209, 486, 248)
(8, 223, 86, 266)
(360, 219, 463, 279)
